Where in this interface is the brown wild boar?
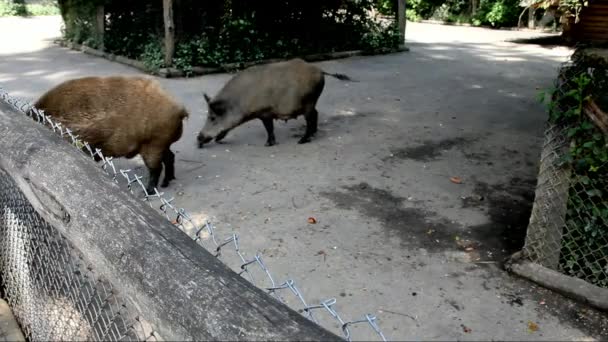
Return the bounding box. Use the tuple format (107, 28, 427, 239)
(33, 76, 189, 194)
(197, 58, 352, 148)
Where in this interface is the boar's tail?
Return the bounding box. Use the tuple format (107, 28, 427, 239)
(322, 71, 357, 82)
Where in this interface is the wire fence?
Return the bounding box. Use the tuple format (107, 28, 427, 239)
(0, 167, 157, 341)
(0, 87, 388, 341)
(521, 50, 608, 289)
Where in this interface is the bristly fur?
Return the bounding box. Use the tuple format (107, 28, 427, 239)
(33, 75, 189, 192)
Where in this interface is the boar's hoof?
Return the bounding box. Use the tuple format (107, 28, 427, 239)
(297, 137, 312, 144)
(197, 135, 213, 148)
(265, 138, 276, 147)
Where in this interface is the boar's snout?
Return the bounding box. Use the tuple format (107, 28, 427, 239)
(197, 133, 213, 148)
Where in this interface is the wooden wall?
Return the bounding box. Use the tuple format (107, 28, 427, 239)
(575, 0, 608, 43)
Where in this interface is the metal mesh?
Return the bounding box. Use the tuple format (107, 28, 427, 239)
(0, 169, 157, 342)
(0, 88, 388, 341)
(522, 51, 608, 288)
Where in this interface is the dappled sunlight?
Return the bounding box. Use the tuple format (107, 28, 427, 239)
(337, 108, 358, 116)
(497, 89, 523, 98)
(428, 53, 455, 60)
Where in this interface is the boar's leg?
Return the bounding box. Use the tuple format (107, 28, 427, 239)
(141, 147, 163, 195)
(161, 149, 176, 188)
(261, 118, 276, 146)
(298, 109, 318, 144)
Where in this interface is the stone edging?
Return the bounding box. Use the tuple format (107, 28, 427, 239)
(505, 253, 608, 312)
(55, 39, 409, 78)
(417, 19, 560, 33)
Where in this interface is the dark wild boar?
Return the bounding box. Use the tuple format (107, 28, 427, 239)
(197, 58, 352, 148)
(33, 76, 189, 194)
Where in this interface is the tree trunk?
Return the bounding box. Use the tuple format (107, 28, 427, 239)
(163, 0, 175, 67)
(397, 0, 406, 43)
(95, 5, 105, 50)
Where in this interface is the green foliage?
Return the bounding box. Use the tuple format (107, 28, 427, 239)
(26, 3, 60, 16)
(406, 9, 422, 21)
(542, 50, 608, 288)
(474, 0, 520, 27)
(408, 0, 446, 19)
(405, 0, 520, 27)
(60, 0, 402, 73)
(375, 0, 395, 15)
(139, 38, 164, 73)
(360, 21, 402, 53)
(0, 0, 28, 16)
(59, 0, 104, 48)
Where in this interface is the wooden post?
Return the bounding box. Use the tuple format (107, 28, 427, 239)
(95, 5, 104, 51)
(163, 0, 175, 67)
(397, 0, 406, 44)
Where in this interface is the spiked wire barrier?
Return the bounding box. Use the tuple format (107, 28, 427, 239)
(520, 50, 608, 290)
(0, 87, 388, 341)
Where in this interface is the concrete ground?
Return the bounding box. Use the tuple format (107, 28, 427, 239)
(1, 16, 607, 341)
(0, 299, 25, 342)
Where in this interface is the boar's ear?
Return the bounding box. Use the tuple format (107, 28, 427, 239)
(209, 99, 228, 116)
(203, 93, 212, 105)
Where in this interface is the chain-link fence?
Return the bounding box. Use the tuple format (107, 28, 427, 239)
(521, 47, 608, 289)
(0, 87, 388, 341)
(0, 167, 157, 341)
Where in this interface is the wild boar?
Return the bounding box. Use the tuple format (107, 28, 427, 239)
(32, 76, 189, 194)
(197, 58, 352, 148)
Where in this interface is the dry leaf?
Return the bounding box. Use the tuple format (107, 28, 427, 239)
(450, 176, 463, 184)
(461, 324, 472, 333)
(465, 247, 474, 251)
(528, 321, 539, 333)
(308, 217, 317, 224)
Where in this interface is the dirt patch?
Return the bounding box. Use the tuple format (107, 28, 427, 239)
(463, 177, 538, 259)
(320, 182, 458, 251)
(321, 179, 538, 257)
(387, 137, 477, 162)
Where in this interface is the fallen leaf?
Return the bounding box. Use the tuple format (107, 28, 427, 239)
(528, 321, 539, 333)
(461, 324, 472, 333)
(450, 176, 463, 184)
(171, 220, 178, 225)
(427, 229, 435, 235)
(465, 247, 474, 251)
(539, 300, 546, 305)
(308, 217, 317, 224)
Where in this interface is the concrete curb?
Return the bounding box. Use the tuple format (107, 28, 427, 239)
(417, 19, 560, 33)
(55, 39, 410, 78)
(505, 253, 608, 312)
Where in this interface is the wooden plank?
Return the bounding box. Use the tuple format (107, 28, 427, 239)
(162, 0, 175, 66)
(0, 100, 343, 341)
(585, 100, 608, 135)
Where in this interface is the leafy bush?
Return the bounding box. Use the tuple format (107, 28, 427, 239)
(0, 0, 28, 16)
(360, 21, 401, 52)
(408, 0, 446, 19)
(540, 49, 608, 288)
(61, 0, 402, 74)
(474, 0, 519, 27)
(375, 0, 395, 15)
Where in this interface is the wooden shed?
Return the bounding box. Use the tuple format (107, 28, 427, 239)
(573, 0, 608, 43)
